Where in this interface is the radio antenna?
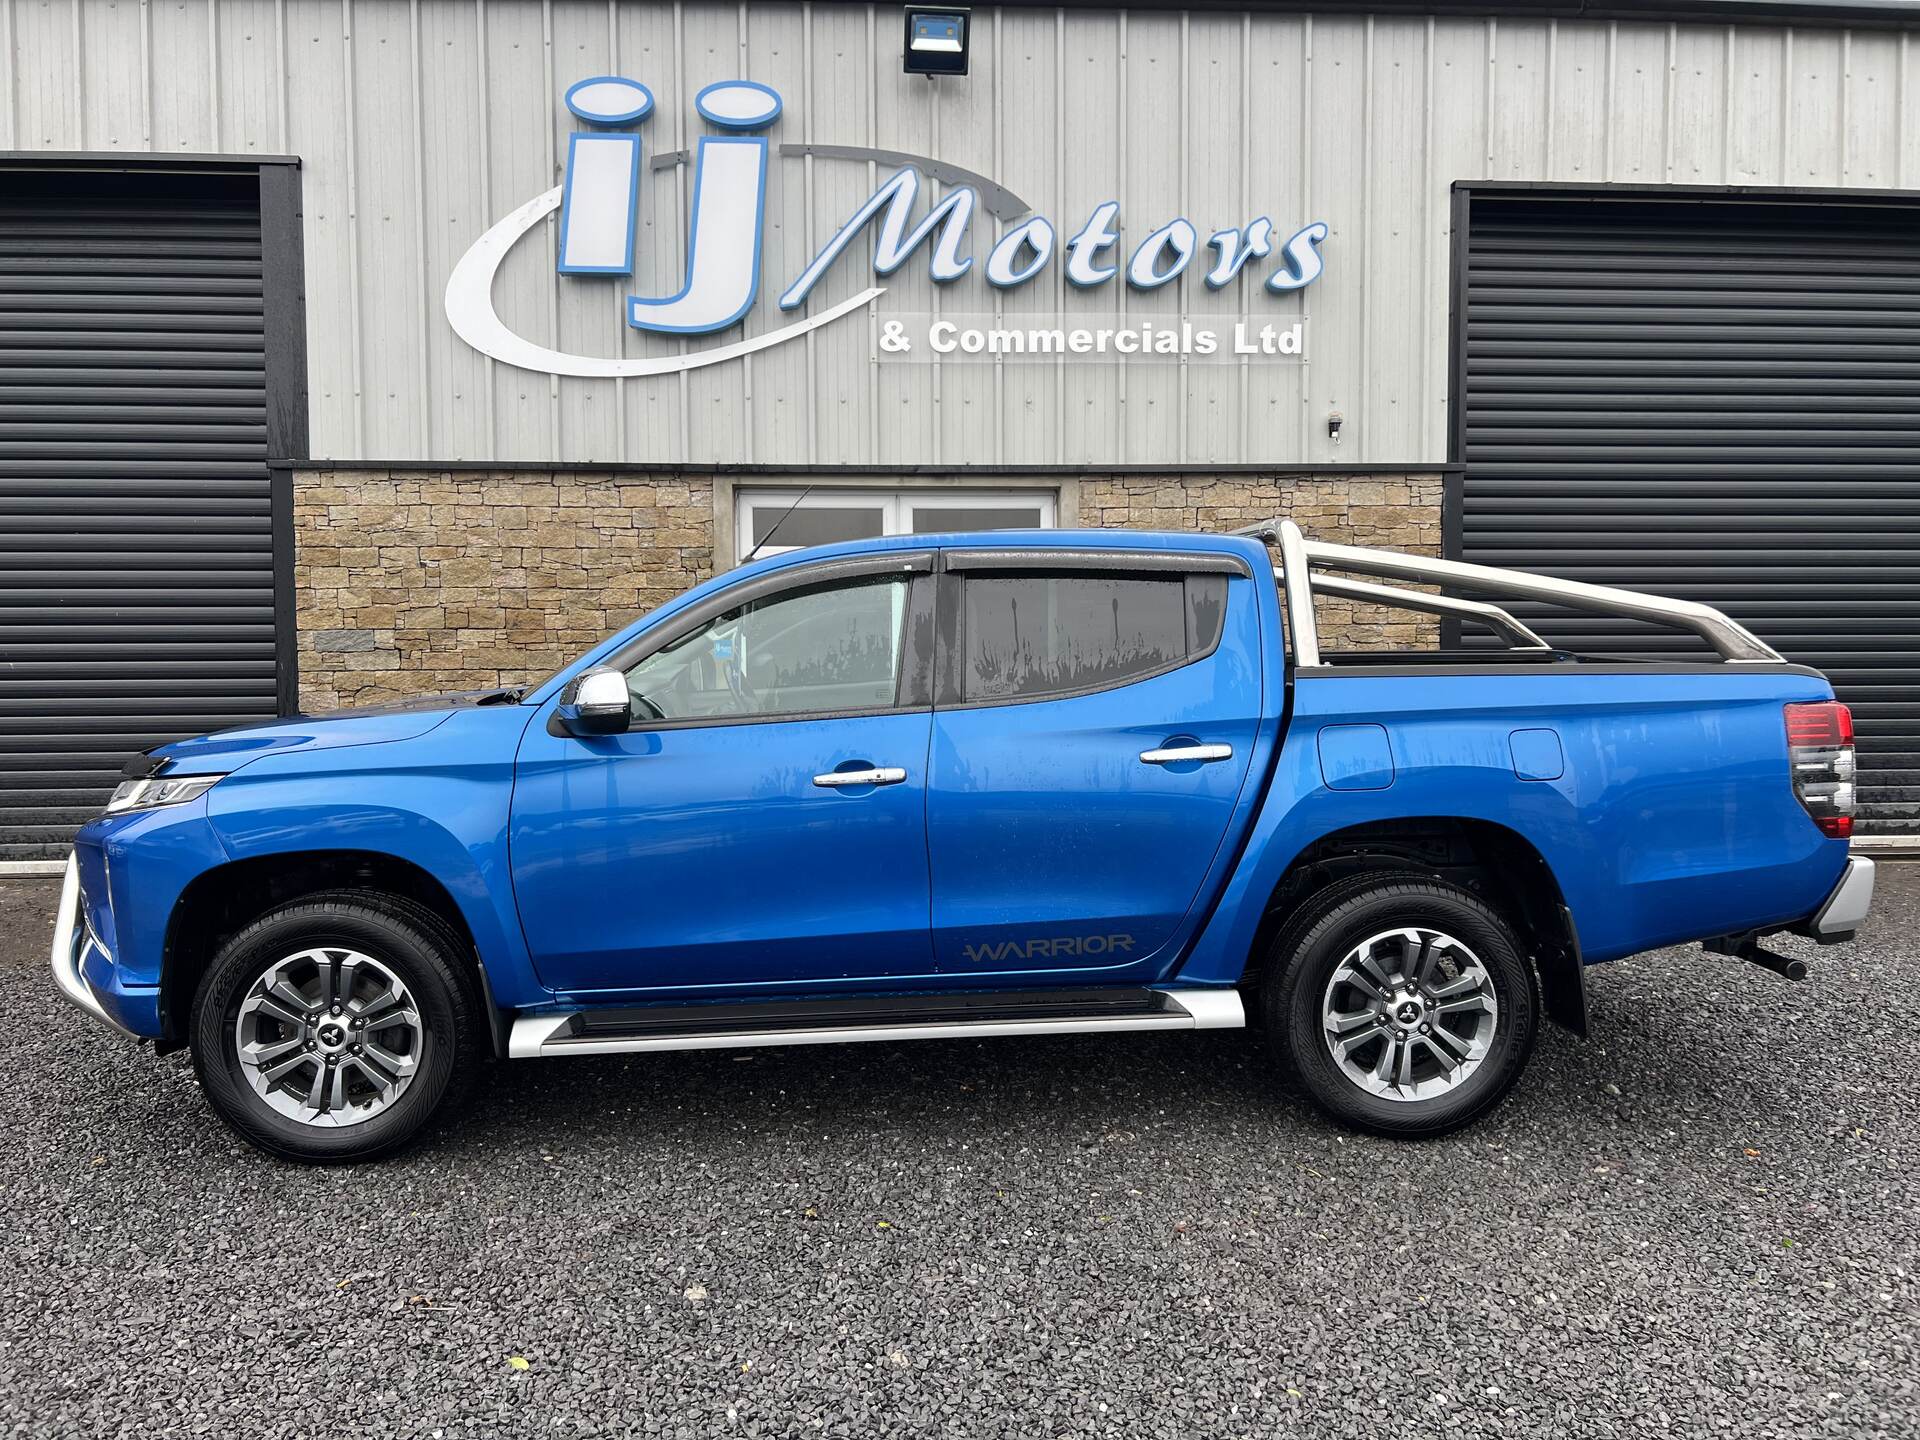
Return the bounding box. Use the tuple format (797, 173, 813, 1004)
(742, 484, 818, 563)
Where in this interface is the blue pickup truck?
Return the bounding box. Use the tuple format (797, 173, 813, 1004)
(51, 522, 1874, 1162)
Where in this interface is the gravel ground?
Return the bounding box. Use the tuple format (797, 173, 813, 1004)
(2, 870, 1917, 1440)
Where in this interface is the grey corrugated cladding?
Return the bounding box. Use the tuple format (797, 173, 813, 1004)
(5, 1, 1914, 464)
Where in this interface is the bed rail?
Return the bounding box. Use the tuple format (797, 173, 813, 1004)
(1240, 519, 1782, 668)
(1273, 567, 1553, 654)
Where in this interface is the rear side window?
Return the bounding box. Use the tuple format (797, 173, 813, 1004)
(960, 573, 1226, 702)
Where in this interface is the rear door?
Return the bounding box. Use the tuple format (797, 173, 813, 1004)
(925, 549, 1263, 981)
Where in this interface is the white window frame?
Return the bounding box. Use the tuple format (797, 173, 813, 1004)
(734, 487, 1058, 564)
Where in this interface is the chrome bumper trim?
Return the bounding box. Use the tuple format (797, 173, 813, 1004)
(49, 854, 133, 1035)
(508, 986, 1245, 1060)
(1810, 855, 1875, 939)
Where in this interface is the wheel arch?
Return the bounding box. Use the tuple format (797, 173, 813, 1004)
(1245, 816, 1587, 1035)
(160, 849, 506, 1056)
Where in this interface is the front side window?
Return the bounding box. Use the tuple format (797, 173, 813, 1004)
(961, 574, 1209, 702)
(624, 575, 910, 723)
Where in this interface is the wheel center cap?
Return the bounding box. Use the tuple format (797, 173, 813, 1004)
(314, 1021, 347, 1051)
(1394, 999, 1422, 1026)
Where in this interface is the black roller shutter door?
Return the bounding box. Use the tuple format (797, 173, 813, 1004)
(0, 170, 275, 862)
(1458, 190, 1920, 838)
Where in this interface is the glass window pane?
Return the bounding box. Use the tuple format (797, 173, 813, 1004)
(909, 506, 1046, 534)
(749, 505, 886, 548)
(626, 575, 909, 722)
(962, 575, 1187, 702)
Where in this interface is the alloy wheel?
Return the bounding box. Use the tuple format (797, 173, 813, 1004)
(1319, 926, 1500, 1102)
(233, 947, 426, 1128)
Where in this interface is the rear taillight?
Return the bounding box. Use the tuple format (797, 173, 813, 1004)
(1784, 701, 1856, 839)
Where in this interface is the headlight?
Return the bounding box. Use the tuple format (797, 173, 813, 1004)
(104, 774, 219, 814)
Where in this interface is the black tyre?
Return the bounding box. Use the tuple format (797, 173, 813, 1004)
(1259, 874, 1537, 1137)
(190, 891, 481, 1163)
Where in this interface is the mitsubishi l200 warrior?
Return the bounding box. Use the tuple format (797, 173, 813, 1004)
(51, 522, 1874, 1161)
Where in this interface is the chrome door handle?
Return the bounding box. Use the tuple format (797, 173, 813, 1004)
(812, 766, 908, 788)
(1140, 744, 1233, 765)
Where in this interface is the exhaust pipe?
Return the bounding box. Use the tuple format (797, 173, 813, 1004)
(1704, 932, 1807, 982)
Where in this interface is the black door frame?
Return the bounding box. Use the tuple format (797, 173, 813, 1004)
(0, 152, 308, 713)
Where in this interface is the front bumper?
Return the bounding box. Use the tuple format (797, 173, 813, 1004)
(1803, 854, 1875, 942)
(49, 855, 140, 1037)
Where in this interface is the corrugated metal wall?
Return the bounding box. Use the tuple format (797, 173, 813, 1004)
(1457, 189, 1920, 837)
(0, 170, 275, 862)
(0, 3, 1913, 466)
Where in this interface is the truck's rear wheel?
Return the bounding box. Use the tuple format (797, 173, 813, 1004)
(1260, 875, 1538, 1137)
(189, 893, 479, 1163)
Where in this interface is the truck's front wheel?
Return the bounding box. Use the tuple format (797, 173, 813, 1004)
(1260, 875, 1538, 1137)
(189, 894, 480, 1163)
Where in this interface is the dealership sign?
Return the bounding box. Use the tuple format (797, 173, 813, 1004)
(445, 76, 1327, 378)
(876, 314, 1305, 363)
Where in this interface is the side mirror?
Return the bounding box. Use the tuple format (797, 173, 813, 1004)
(554, 667, 632, 737)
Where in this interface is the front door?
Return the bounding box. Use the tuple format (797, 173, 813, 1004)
(926, 554, 1263, 981)
(511, 558, 936, 996)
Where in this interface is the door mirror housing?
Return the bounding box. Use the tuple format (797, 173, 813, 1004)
(555, 667, 632, 737)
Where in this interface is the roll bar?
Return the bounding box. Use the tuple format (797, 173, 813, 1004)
(1239, 519, 1782, 667)
(1273, 567, 1553, 653)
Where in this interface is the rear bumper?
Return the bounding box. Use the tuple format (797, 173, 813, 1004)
(49, 854, 144, 1038)
(1802, 855, 1875, 942)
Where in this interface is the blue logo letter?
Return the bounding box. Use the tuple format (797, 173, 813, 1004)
(627, 81, 781, 337)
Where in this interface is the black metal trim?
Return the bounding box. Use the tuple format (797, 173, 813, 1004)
(271, 465, 299, 717)
(260, 165, 310, 466)
(990, 1, 1920, 27)
(1445, 185, 1472, 472)
(1438, 473, 1465, 650)
(0, 151, 302, 169)
(1454, 177, 1920, 203)
(1441, 184, 1473, 651)
(289, 459, 1462, 477)
(944, 548, 1252, 576)
(1440, 473, 1464, 564)
(259, 163, 309, 719)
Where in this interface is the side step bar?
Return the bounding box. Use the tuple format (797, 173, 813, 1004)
(508, 986, 1244, 1059)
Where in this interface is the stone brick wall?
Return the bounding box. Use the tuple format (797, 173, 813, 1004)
(295, 469, 1442, 711)
(296, 471, 713, 711)
(1078, 473, 1445, 651)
